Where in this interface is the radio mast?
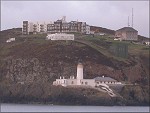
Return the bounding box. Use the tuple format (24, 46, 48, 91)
(132, 8, 134, 28)
(128, 16, 130, 27)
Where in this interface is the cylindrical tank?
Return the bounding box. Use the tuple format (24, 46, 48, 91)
(77, 63, 83, 85)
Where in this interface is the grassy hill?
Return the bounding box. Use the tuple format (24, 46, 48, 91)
(0, 28, 149, 105)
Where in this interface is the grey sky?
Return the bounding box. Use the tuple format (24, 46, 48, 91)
(1, 1, 149, 37)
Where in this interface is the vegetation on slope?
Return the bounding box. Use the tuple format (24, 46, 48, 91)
(0, 28, 149, 105)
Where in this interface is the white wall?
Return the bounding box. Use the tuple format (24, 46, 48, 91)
(28, 22, 33, 32)
(80, 79, 95, 87)
(77, 63, 83, 85)
(46, 33, 74, 40)
(54, 79, 67, 87)
(67, 79, 77, 86)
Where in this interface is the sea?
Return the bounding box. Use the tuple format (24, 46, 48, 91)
(1, 103, 149, 112)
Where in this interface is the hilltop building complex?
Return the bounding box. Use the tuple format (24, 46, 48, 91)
(22, 16, 139, 41)
(22, 16, 90, 35)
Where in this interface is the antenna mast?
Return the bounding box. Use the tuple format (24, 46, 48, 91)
(132, 8, 133, 28)
(128, 16, 130, 27)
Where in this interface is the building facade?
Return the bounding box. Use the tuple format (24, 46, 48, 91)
(23, 21, 48, 35)
(86, 25, 90, 34)
(22, 21, 29, 35)
(115, 27, 138, 41)
(49, 20, 86, 34)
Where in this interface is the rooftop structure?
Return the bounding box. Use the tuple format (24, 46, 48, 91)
(94, 76, 117, 82)
(116, 27, 138, 32)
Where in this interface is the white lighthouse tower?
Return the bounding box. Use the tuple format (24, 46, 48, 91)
(77, 62, 83, 85)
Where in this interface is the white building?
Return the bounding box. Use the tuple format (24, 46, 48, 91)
(39, 22, 47, 33)
(6, 38, 15, 43)
(46, 33, 74, 40)
(145, 41, 150, 46)
(23, 21, 49, 34)
(53, 63, 121, 87)
(33, 22, 40, 34)
(33, 22, 48, 34)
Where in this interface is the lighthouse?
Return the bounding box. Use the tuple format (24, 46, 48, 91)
(77, 62, 83, 85)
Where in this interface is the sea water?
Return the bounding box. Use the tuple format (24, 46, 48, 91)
(1, 103, 149, 112)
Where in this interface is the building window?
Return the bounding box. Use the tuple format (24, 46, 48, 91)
(71, 81, 74, 84)
(82, 82, 83, 84)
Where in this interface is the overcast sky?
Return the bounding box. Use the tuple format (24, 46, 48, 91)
(1, 1, 149, 37)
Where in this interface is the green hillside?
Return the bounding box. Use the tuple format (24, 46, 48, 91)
(0, 28, 149, 105)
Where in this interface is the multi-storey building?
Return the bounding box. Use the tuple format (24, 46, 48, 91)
(22, 21, 29, 35)
(23, 17, 89, 35)
(47, 19, 87, 34)
(23, 21, 48, 34)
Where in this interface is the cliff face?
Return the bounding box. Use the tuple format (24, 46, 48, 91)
(1, 41, 148, 84)
(0, 29, 149, 105)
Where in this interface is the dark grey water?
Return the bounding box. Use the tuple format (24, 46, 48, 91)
(1, 104, 149, 112)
